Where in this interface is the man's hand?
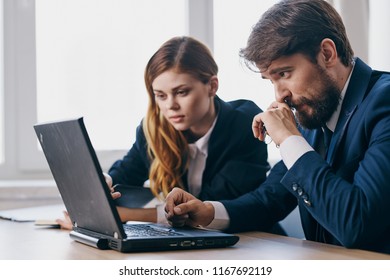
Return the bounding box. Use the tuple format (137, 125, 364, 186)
(252, 101, 300, 146)
(165, 188, 215, 228)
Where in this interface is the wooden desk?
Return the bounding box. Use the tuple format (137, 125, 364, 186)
(1, 218, 389, 260)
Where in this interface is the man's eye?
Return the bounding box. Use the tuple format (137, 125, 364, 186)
(279, 71, 290, 78)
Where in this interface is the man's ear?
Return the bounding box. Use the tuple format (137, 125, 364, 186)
(319, 38, 338, 67)
(208, 75, 219, 97)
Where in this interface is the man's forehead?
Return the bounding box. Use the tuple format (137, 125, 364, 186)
(258, 57, 285, 76)
(259, 54, 308, 78)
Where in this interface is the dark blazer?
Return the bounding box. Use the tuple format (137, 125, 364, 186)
(108, 96, 270, 201)
(222, 58, 390, 254)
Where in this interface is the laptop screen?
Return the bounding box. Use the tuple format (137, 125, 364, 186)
(34, 118, 126, 239)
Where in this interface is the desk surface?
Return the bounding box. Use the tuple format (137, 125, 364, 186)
(1, 218, 389, 260)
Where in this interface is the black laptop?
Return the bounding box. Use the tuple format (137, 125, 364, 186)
(33, 117, 239, 252)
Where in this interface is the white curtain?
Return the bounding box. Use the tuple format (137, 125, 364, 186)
(330, 0, 369, 63)
(330, 0, 390, 71)
(368, 0, 390, 71)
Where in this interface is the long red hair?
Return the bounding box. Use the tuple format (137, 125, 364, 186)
(143, 36, 218, 197)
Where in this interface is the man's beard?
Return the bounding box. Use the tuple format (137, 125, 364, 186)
(292, 67, 341, 129)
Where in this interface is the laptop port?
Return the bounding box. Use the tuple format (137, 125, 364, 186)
(180, 240, 193, 247)
(169, 242, 178, 247)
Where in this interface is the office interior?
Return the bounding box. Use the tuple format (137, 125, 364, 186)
(1, 0, 390, 259)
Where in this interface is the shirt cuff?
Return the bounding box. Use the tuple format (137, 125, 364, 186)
(280, 135, 314, 169)
(204, 201, 230, 230)
(156, 203, 169, 225)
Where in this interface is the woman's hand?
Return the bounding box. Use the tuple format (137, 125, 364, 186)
(56, 210, 73, 230)
(103, 173, 121, 199)
(56, 173, 120, 231)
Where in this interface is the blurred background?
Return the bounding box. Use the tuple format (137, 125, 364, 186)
(1, 0, 389, 185)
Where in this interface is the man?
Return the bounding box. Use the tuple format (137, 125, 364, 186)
(165, 0, 390, 254)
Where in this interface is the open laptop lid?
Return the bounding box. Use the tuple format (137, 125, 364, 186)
(34, 117, 126, 239)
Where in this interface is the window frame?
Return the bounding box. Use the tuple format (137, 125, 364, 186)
(4, 0, 385, 181)
(1, 0, 213, 180)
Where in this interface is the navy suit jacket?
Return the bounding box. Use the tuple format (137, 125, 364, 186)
(109, 96, 270, 201)
(221, 58, 390, 254)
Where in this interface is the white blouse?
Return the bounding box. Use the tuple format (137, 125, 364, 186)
(155, 115, 218, 224)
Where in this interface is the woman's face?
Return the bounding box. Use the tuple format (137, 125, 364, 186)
(152, 70, 218, 137)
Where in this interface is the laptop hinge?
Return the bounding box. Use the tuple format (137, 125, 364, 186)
(70, 230, 109, 249)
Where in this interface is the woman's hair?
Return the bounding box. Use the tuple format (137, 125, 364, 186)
(143, 36, 218, 197)
(239, 0, 354, 72)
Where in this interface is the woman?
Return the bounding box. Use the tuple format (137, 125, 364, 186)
(57, 36, 270, 228)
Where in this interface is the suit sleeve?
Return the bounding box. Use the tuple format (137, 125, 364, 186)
(220, 160, 298, 233)
(108, 123, 150, 186)
(282, 85, 390, 250)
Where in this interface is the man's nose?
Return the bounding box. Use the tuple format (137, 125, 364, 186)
(274, 83, 291, 103)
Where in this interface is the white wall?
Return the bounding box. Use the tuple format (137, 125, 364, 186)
(369, 0, 390, 71)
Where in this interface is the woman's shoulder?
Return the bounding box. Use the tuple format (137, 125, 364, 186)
(217, 96, 263, 116)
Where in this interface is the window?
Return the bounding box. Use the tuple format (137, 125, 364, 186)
(3, 0, 389, 181)
(2, 0, 190, 180)
(213, 0, 280, 163)
(36, 0, 186, 152)
(1, 0, 215, 180)
(34, 0, 187, 172)
(0, 0, 4, 164)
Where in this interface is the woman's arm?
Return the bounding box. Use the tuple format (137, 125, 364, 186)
(117, 207, 157, 223)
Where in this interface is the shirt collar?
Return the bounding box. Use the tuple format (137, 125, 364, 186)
(326, 60, 355, 132)
(188, 114, 218, 158)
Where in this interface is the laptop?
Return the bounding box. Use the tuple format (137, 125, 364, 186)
(33, 117, 239, 252)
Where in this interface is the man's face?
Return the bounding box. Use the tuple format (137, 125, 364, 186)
(260, 53, 341, 129)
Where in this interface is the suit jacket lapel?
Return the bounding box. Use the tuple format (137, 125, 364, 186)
(201, 96, 228, 181)
(328, 58, 372, 165)
(300, 127, 321, 151)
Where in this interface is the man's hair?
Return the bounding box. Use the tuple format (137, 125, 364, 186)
(239, 0, 354, 71)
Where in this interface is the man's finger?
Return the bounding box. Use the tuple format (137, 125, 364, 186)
(252, 114, 263, 139)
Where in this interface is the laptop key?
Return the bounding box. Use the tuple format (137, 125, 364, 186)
(124, 224, 183, 237)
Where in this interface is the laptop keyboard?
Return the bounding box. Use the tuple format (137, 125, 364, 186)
(124, 224, 183, 237)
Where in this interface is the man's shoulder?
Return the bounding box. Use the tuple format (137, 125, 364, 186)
(367, 71, 390, 100)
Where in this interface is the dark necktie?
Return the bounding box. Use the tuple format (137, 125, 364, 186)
(317, 126, 333, 159)
(323, 126, 333, 153)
